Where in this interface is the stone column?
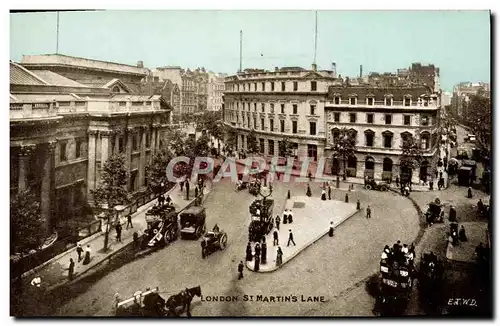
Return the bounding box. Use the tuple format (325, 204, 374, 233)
(150, 126, 157, 159)
(263, 137, 269, 156)
(273, 139, 279, 157)
(114, 132, 120, 155)
(18, 144, 36, 191)
(40, 141, 56, 232)
(126, 127, 134, 190)
(87, 130, 98, 202)
(237, 133, 242, 151)
(139, 127, 146, 189)
(101, 130, 111, 166)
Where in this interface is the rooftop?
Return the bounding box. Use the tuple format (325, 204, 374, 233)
(10, 62, 89, 87)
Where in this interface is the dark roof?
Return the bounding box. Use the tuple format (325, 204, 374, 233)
(10, 62, 47, 85)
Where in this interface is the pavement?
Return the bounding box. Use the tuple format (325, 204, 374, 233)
(246, 196, 358, 272)
(445, 221, 488, 263)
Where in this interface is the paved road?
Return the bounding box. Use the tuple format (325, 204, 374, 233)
(52, 179, 420, 316)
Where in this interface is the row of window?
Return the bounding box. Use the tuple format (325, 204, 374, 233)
(332, 96, 435, 107)
(228, 81, 317, 92)
(230, 102, 317, 115)
(331, 130, 431, 150)
(230, 115, 318, 136)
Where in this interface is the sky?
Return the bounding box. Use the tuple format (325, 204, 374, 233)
(10, 10, 491, 92)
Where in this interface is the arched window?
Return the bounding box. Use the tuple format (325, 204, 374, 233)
(365, 156, 375, 170)
(383, 158, 393, 172)
(382, 130, 394, 149)
(331, 128, 340, 142)
(364, 129, 375, 147)
(420, 131, 431, 150)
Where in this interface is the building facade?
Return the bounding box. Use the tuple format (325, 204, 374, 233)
(207, 72, 227, 111)
(223, 65, 338, 160)
(451, 82, 490, 118)
(10, 58, 172, 236)
(324, 83, 441, 183)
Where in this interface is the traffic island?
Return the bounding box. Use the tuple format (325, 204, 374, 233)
(246, 195, 358, 272)
(446, 221, 488, 263)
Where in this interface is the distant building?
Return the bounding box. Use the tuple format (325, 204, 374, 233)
(366, 63, 440, 92)
(207, 72, 227, 111)
(141, 76, 180, 116)
(441, 91, 452, 107)
(451, 82, 490, 117)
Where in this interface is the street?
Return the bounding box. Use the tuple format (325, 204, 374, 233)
(52, 178, 420, 316)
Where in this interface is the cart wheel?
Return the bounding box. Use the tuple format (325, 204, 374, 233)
(365, 184, 373, 190)
(380, 185, 388, 192)
(219, 234, 227, 250)
(164, 231, 171, 245)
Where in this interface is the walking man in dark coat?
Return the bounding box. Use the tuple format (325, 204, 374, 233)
(356, 199, 361, 210)
(287, 229, 296, 246)
(328, 184, 332, 200)
(68, 258, 75, 280)
(366, 205, 372, 219)
(126, 214, 133, 229)
(273, 230, 279, 246)
(115, 223, 122, 243)
(275, 215, 281, 230)
(186, 181, 190, 200)
(76, 244, 83, 262)
(238, 261, 244, 280)
(467, 186, 473, 198)
(261, 240, 267, 264)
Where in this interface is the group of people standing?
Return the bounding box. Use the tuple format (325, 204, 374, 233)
(245, 239, 268, 272)
(381, 241, 416, 265)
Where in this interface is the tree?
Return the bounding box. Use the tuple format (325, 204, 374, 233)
(279, 136, 295, 157)
(10, 190, 45, 254)
(463, 93, 491, 157)
(246, 129, 259, 154)
(399, 134, 423, 183)
(164, 127, 188, 156)
(91, 154, 129, 252)
(331, 128, 357, 178)
(146, 149, 174, 199)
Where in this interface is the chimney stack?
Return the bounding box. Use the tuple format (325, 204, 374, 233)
(331, 62, 337, 77)
(275, 67, 279, 72)
(312, 63, 317, 71)
(137, 61, 144, 68)
(359, 65, 363, 78)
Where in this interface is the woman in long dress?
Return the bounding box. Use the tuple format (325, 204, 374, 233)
(82, 245, 91, 265)
(245, 242, 253, 261)
(276, 247, 283, 266)
(321, 189, 327, 201)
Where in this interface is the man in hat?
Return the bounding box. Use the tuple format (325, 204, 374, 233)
(287, 229, 296, 247)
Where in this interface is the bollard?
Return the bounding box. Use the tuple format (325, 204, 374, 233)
(345, 193, 349, 203)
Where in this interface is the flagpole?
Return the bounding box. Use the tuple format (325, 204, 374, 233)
(56, 11, 60, 54)
(313, 11, 318, 65)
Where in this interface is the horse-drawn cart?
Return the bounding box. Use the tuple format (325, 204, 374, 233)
(201, 227, 228, 258)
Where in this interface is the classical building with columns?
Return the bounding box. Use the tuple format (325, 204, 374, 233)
(222, 65, 339, 160)
(10, 60, 172, 236)
(324, 82, 441, 183)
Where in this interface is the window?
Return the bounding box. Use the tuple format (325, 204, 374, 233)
(268, 140, 274, 155)
(262, 103, 265, 112)
(367, 97, 374, 105)
(254, 103, 257, 111)
(270, 103, 274, 113)
(385, 114, 392, 125)
(262, 82, 265, 91)
(310, 105, 316, 115)
(404, 115, 411, 126)
(386, 97, 392, 106)
(311, 81, 317, 91)
(130, 170, 138, 192)
(421, 135, 430, 150)
(261, 118, 265, 130)
(366, 133, 374, 147)
(292, 121, 298, 134)
(384, 135, 392, 148)
(280, 120, 285, 132)
(271, 82, 275, 91)
(334, 112, 340, 122)
(292, 104, 298, 114)
(270, 119, 274, 131)
(75, 138, 82, 158)
(309, 122, 317, 135)
(254, 83, 257, 91)
(367, 113, 374, 124)
(248, 116, 251, 127)
(334, 96, 341, 105)
(60, 142, 67, 162)
(350, 97, 357, 105)
(259, 139, 265, 153)
(421, 115, 429, 126)
(293, 82, 298, 91)
(119, 101, 126, 106)
(253, 117, 257, 129)
(404, 97, 411, 106)
(350, 113, 357, 123)
(332, 129, 340, 141)
(281, 82, 285, 91)
(281, 103, 285, 114)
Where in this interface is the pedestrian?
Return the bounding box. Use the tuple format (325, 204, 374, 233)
(435, 170, 438, 179)
(180, 180, 184, 192)
(308, 171, 313, 181)
(115, 222, 122, 243)
(449, 206, 457, 222)
(287, 229, 296, 246)
(439, 171, 443, 179)
(126, 214, 133, 229)
(76, 243, 83, 262)
(283, 209, 288, 224)
(30, 275, 41, 288)
(306, 183, 312, 197)
(186, 180, 190, 200)
(275, 215, 281, 230)
(238, 261, 244, 280)
(68, 258, 75, 280)
(467, 186, 473, 198)
(329, 222, 334, 237)
(366, 205, 371, 219)
(321, 189, 327, 201)
(165, 195, 172, 205)
(158, 194, 165, 206)
(345, 193, 349, 203)
(459, 225, 468, 242)
(288, 210, 293, 223)
(133, 231, 139, 248)
(438, 178, 444, 190)
(254, 255, 260, 272)
(273, 229, 279, 246)
(395, 176, 400, 188)
(429, 180, 434, 191)
(276, 247, 283, 266)
(261, 240, 267, 264)
(328, 185, 332, 200)
(82, 245, 91, 265)
(254, 242, 261, 259)
(246, 242, 253, 261)
(356, 199, 361, 210)
(477, 199, 485, 215)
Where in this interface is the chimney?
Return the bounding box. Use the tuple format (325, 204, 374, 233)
(331, 62, 337, 77)
(359, 65, 363, 78)
(312, 63, 317, 71)
(137, 61, 144, 68)
(275, 67, 279, 72)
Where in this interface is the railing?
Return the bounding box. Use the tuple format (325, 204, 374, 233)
(10, 102, 59, 120)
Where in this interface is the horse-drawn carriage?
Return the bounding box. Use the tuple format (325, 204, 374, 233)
(143, 204, 179, 248)
(417, 252, 444, 311)
(179, 206, 206, 239)
(425, 198, 444, 226)
(248, 198, 274, 242)
(201, 226, 228, 258)
(364, 177, 389, 191)
(114, 286, 202, 317)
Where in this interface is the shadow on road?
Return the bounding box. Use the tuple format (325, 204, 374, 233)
(219, 278, 247, 317)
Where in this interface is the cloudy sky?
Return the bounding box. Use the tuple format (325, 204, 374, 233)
(10, 10, 490, 91)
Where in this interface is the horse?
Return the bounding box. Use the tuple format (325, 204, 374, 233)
(166, 286, 201, 317)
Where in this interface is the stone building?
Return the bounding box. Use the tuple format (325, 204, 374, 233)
(10, 58, 172, 236)
(325, 82, 441, 183)
(451, 82, 490, 118)
(223, 64, 338, 160)
(207, 72, 227, 111)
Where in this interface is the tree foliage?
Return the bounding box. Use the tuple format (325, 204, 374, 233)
(399, 134, 423, 171)
(279, 136, 295, 157)
(10, 190, 45, 254)
(146, 148, 173, 196)
(246, 129, 259, 154)
(331, 127, 357, 176)
(463, 93, 491, 156)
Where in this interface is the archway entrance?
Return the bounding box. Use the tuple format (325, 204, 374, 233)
(420, 160, 429, 182)
(382, 158, 393, 182)
(364, 156, 375, 178)
(347, 155, 357, 177)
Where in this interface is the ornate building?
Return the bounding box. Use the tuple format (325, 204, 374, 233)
(207, 72, 227, 111)
(223, 65, 338, 160)
(10, 58, 172, 235)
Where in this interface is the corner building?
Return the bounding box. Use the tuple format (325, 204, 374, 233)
(223, 65, 337, 161)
